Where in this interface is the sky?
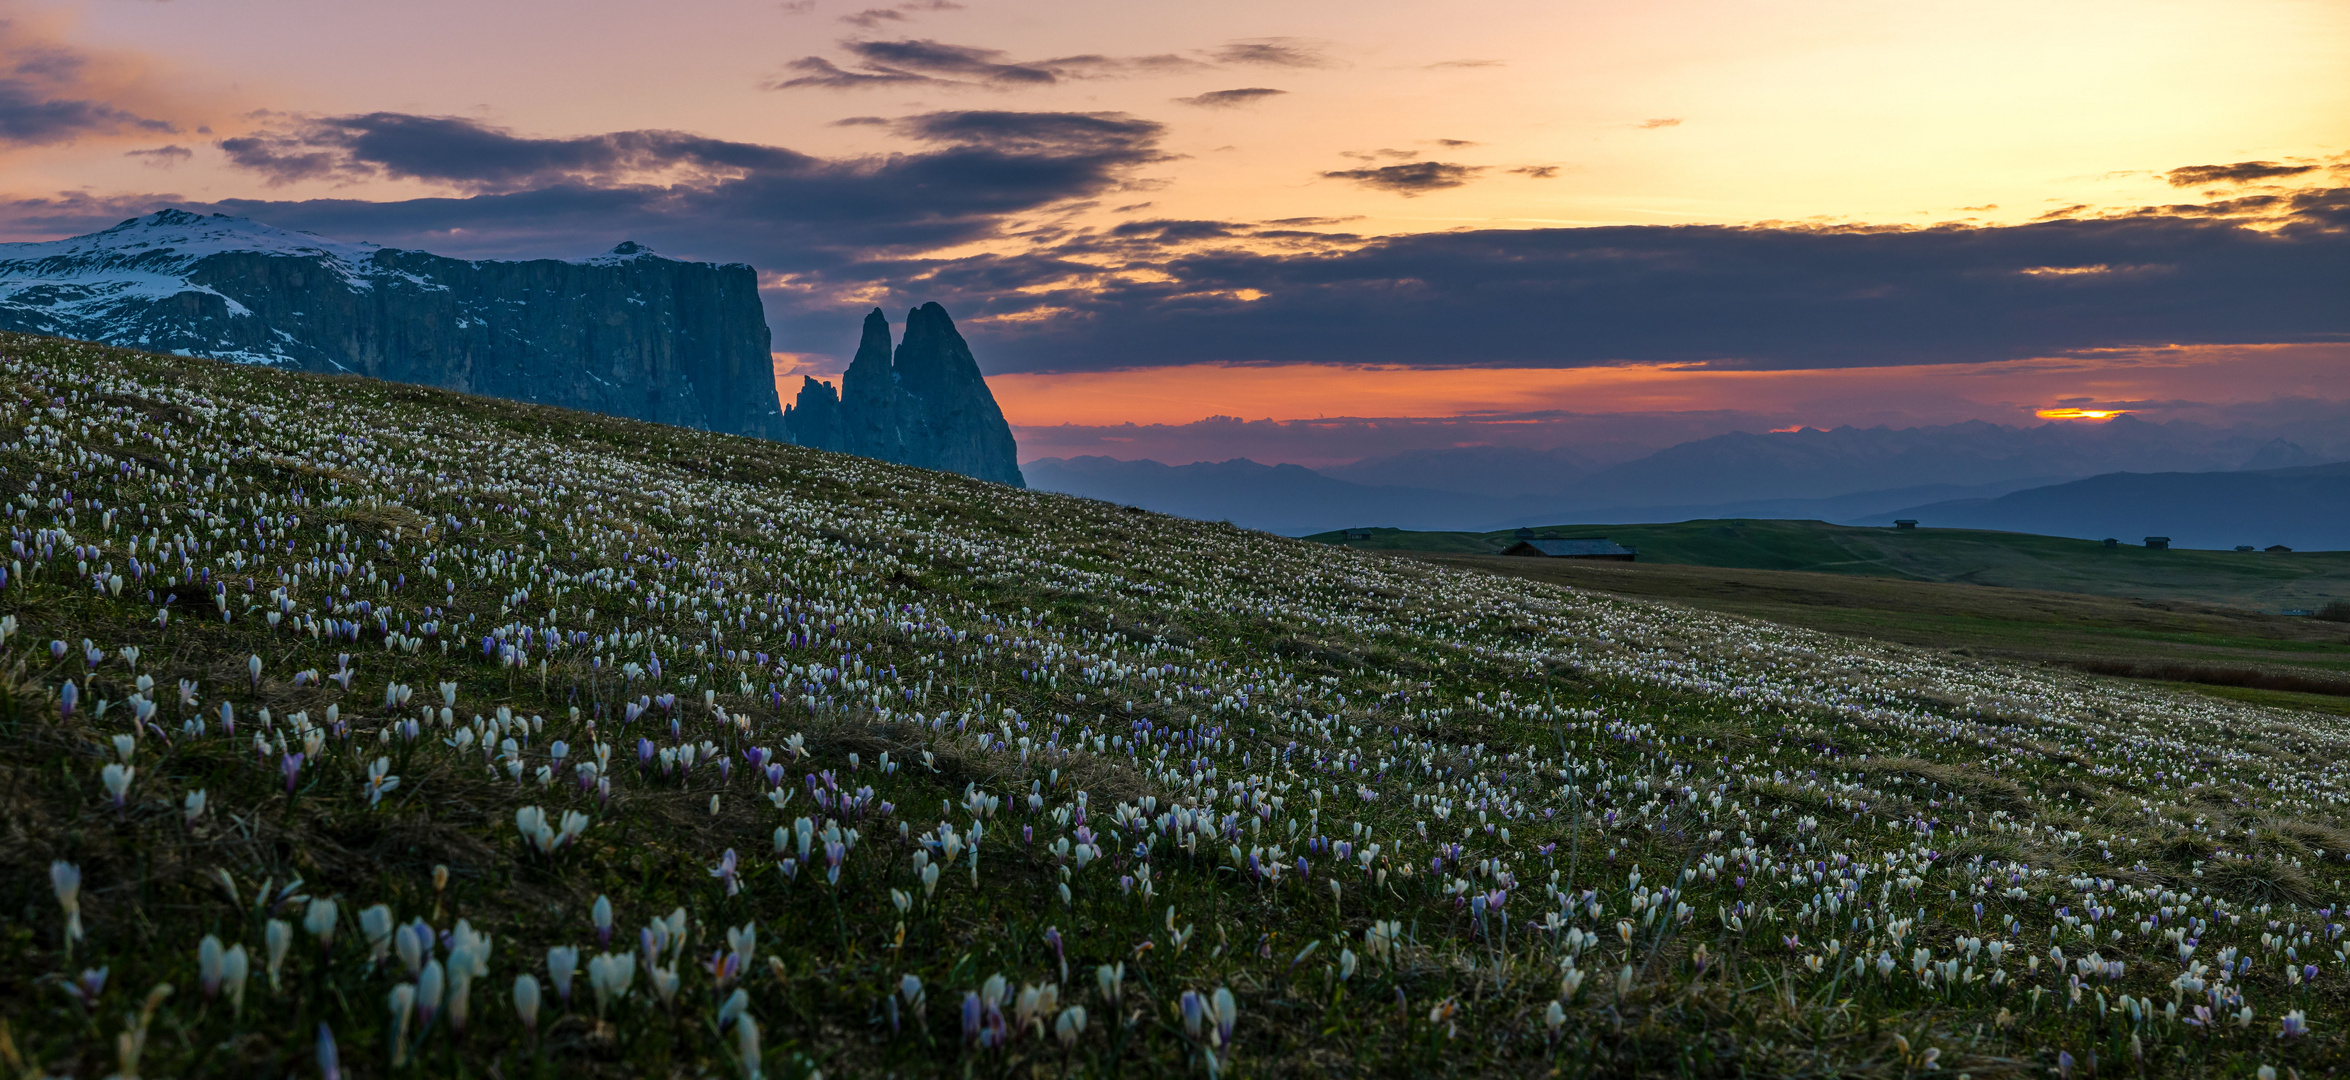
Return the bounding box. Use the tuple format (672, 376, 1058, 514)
(1, 0, 2344, 464)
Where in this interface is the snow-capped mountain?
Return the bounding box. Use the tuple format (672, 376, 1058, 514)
(0, 210, 389, 365)
(0, 210, 788, 441)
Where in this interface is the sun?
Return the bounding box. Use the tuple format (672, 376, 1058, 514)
(2034, 407, 2128, 421)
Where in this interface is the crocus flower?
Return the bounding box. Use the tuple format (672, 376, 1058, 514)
(50, 861, 82, 944)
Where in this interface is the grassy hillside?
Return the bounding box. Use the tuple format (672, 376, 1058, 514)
(1407, 553, 2350, 704)
(9, 333, 2350, 1076)
(1308, 519, 2350, 610)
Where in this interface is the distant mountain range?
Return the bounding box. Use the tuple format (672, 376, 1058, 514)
(0, 210, 1022, 485)
(1880, 461, 2350, 551)
(1026, 417, 2350, 546)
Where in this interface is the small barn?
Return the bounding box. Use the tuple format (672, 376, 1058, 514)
(2145, 537, 2171, 550)
(1501, 537, 1636, 561)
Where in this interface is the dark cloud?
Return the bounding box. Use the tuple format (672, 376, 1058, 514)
(775, 38, 1203, 90)
(2165, 160, 2319, 187)
(1510, 165, 1559, 179)
(1211, 39, 1329, 68)
(767, 56, 940, 89)
(0, 32, 178, 146)
(0, 82, 173, 144)
(840, 9, 908, 27)
(1320, 161, 1483, 195)
(839, 0, 961, 26)
(1174, 87, 1286, 108)
(1431, 138, 1478, 147)
(1637, 118, 1682, 129)
(831, 115, 891, 126)
(893, 110, 1164, 155)
(839, 39, 1056, 84)
(154, 108, 1163, 266)
(217, 114, 816, 190)
(904, 188, 2350, 374)
(124, 143, 191, 166)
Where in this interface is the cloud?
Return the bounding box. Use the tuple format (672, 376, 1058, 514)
(217, 113, 820, 190)
(913, 187, 2350, 375)
(1211, 38, 1329, 67)
(767, 56, 941, 89)
(1320, 161, 1484, 195)
(775, 37, 1203, 90)
(124, 143, 191, 167)
(1427, 59, 1502, 69)
(0, 25, 178, 146)
(840, 9, 908, 28)
(1636, 118, 1681, 129)
(838, 0, 961, 26)
(156, 108, 1164, 265)
(2165, 160, 2319, 187)
(1510, 165, 1559, 179)
(1174, 87, 1286, 108)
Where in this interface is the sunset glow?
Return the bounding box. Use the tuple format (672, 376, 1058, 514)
(2035, 408, 2130, 421)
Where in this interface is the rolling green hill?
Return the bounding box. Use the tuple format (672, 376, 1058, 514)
(1307, 518, 2350, 610)
(8, 334, 2350, 1076)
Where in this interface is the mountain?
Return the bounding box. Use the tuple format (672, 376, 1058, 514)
(787, 304, 1024, 487)
(1548, 416, 2302, 507)
(1027, 457, 2079, 536)
(0, 210, 788, 441)
(1880, 460, 2350, 550)
(1324, 418, 2350, 510)
(0, 210, 1025, 487)
(1320, 444, 1604, 497)
(1022, 456, 1517, 533)
(1042, 416, 2350, 536)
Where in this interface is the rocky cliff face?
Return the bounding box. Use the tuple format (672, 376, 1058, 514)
(0, 210, 788, 441)
(787, 303, 1024, 487)
(3, 211, 1026, 485)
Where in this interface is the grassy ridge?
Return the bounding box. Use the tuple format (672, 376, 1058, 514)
(1403, 554, 2350, 703)
(6, 334, 2350, 1077)
(1308, 520, 2350, 611)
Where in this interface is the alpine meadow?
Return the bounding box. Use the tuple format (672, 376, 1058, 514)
(10, 334, 2350, 1079)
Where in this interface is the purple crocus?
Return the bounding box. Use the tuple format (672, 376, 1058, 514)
(282, 752, 305, 793)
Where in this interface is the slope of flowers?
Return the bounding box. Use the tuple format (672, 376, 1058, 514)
(4, 334, 2349, 1076)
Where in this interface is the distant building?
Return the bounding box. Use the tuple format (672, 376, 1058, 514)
(2145, 537, 2171, 550)
(1514, 527, 1537, 540)
(1893, 519, 1918, 530)
(2102, 538, 2119, 548)
(1342, 529, 1372, 541)
(2267, 545, 2294, 553)
(1502, 538, 1636, 561)
(2236, 545, 2257, 552)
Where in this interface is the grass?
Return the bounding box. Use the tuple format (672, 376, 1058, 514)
(1307, 520, 2350, 611)
(1404, 553, 2350, 699)
(8, 332, 2350, 1076)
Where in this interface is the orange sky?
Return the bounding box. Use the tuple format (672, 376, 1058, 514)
(17, 0, 2346, 238)
(976, 344, 2350, 429)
